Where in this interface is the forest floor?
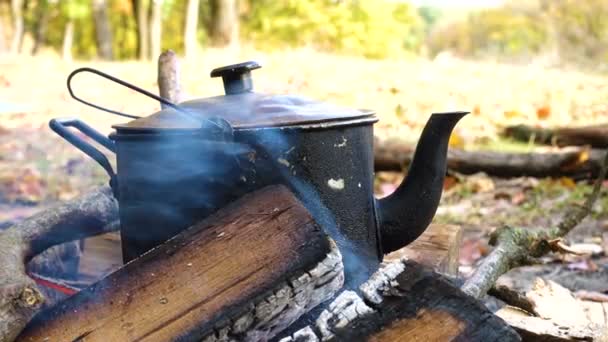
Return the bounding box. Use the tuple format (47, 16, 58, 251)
(1, 48, 608, 302)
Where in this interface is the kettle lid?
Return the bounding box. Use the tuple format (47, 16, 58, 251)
(112, 61, 376, 132)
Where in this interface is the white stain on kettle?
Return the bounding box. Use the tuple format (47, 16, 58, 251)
(327, 178, 345, 190)
(334, 136, 348, 147)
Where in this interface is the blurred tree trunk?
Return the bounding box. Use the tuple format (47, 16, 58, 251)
(149, 0, 162, 60)
(0, 10, 6, 53)
(184, 0, 199, 57)
(31, 0, 49, 55)
(133, 0, 150, 60)
(209, 0, 238, 47)
(92, 0, 113, 60)
(10, 0, 24, 54)
(62, 19, 74, 61)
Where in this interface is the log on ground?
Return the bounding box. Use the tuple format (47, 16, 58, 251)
(374, 137, 604, 178)
(17, 185, 344, 342)
(279, 260, 520, 342)
(503, 124, 608, 148)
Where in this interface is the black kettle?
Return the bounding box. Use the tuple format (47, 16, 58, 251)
(51, 61, 468, 286)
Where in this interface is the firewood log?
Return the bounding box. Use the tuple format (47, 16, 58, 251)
(278, 260, 520, 342)
(374, 137, 604, 178)
(17, 185, 344, 342)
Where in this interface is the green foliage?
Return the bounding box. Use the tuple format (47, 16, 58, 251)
(240, 0, 425, 59)
(426, 0, 608, 65)
(427, 6, 546, 59)
(549, 0, 608, 64)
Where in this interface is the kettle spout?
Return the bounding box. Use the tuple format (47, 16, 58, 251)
(377, 111, 469, 254)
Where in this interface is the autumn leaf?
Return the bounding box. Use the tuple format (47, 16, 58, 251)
(503, 110, 522, 118)
(443, 175, 458, 190)
(449, 132, 464, 148)
(473, 104, 481, 115)
(536, 105, 551, 120)
(558, 176, 577, 189)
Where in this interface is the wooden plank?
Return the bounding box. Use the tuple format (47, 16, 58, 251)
(17, 185, 343, 342)
(384, 224, 462, 276)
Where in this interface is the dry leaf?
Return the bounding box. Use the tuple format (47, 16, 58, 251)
(536, 105, 551, 120)
(504, 110, 522, 118)
(473, 104, 481, 115)
(448, 132, 464, 148)
(559, 176, 577, 189)
(443, 175, 458, 190)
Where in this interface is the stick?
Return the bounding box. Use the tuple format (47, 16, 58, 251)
(461, 150, 608, 299)
(157, 49, 182, 107)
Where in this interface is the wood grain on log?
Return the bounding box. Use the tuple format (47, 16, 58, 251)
(384, 223, 462, 277)
(280, 260, 520, 342)
(17, 185, 344, 342)
(374, 137, 604, 178)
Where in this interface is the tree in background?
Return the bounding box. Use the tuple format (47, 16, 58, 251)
(10, 0, 24, 54)
(61, 0, 89, 61)
(184, 0, 199, 57)
(132, 0, 149, 60)
(92, 0, 113, 60)
(209, 0, 238, 47)
(149, 0, 162, 60)
(31, 0, 49, 55)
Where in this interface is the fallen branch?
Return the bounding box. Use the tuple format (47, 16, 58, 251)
(0, 186, 118, 342)
(461, 150, 608, 299)
(503, 123, 608, 148)
(374, 137, 604, 178)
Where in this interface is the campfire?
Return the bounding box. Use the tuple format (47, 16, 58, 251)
(7, 51, 603, 342)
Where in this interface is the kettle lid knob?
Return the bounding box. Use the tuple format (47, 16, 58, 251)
(210, 61, 261, 95)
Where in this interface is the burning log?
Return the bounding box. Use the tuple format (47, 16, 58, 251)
(16, 185, 344, 342)
(0, 186, 118, 342)
(278, 260, 520, 341)
(374, 137, 604, 178)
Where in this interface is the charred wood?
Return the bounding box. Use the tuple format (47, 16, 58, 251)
(279, 260, 520, 342)
(17, 185, 343, 342)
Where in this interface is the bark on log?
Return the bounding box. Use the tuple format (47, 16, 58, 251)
(504, 124, 608, 148)
(374, 137, 604, 178)
(279, 260, 520, 342)
(17, 185, 344, 342)
(0, 186, 118, 342)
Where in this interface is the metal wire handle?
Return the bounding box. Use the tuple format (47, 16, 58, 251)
(66, 67, 188, 119)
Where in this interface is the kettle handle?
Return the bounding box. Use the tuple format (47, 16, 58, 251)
(49, 118, 118, 193)
(66, 67, 185, 119)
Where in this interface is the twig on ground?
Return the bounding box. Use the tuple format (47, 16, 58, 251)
(461, 150, 608, 299)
